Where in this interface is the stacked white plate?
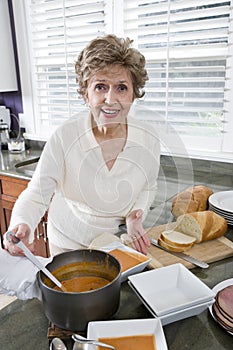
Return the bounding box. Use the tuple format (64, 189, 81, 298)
(208, 191, 233, 225)
(128, 263, 215, 326)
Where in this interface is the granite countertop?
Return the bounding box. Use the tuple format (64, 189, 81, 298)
(0, 147, 233, 349)
(0, 253, 233, 350)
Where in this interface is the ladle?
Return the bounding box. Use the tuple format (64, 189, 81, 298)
(72, 334, 115, 349)
(50, 337, 67, 350)
(6, 231, 67, 292)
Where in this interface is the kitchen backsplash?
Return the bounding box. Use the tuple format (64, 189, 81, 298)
(160, 155, 233, 188)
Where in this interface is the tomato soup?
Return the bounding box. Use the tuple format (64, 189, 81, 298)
(54, 275, 110, 292)
(109, 249, 148, 272)
(98, 334, 156, 350)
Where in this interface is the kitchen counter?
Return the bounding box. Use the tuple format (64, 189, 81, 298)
(0, 147, 233, 349)
(0, 257, 233, 350)
(0, 148, 42, 180)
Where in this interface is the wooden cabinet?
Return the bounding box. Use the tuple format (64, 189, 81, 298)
(0, 174, 50, 257)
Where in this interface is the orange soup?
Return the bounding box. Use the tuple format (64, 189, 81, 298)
(109, 249, 148, 272)
(98, 334, 156, 350)
(54, 276, 110, 292)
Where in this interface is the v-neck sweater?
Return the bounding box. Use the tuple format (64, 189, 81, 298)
(9, 112, 160, 249)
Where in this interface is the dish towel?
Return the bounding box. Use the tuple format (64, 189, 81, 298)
(0, 247, 52, 300)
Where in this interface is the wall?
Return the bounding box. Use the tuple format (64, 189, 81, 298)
(0, 0, 23, 131)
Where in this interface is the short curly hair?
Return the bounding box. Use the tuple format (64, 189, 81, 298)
(75, 34, 148, 99)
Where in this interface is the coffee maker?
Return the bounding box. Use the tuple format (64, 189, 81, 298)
(0, 106, 10, 149)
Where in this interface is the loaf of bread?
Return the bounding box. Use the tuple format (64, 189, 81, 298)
(158, 230, 196, 252)
(176, 210, 227, 243)
(171, 185, 213, 218)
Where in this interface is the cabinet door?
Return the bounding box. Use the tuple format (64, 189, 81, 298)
(0, 175, 50, 257)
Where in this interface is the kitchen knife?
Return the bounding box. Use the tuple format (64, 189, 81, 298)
(118, 224, 209, 269)
(149, 237, 209, 269)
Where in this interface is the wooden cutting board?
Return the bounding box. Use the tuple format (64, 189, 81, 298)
(145, 223, 233, 269)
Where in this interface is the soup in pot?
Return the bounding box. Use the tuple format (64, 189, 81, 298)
(44, 260, 117, 293)
(54, 275, 110, 292)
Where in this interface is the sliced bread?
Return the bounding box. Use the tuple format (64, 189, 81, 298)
(160, 230, 196, 248)
(158, 235, 194, 253)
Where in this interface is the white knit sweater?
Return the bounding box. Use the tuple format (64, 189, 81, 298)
(9, 112, 160, 249)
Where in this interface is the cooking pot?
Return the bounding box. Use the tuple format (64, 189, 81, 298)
(37, 249, 121, 331)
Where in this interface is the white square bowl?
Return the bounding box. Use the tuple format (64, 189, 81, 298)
(159, 299, 214, 325)
(128, 263, 215, 316)
(99, 242, 151, 282)
(88, 318, 168, 350)
(129, 280, 214, 325)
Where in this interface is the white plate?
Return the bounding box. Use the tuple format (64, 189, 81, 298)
(209, 204, 231, 216)
(209, 191, 233, 213)
(209, 212, 233, 226)
(99, 241, 151, 282)
(209, 204, 233, 218)
(128, 263, 215, 316)
(129, 281, 214, 325)
(88, 318, 168, 350)
(209, 278, 233, 335)
(208, 205, 233, 225)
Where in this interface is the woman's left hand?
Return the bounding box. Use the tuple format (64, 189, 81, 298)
(126, 209, 150, 254)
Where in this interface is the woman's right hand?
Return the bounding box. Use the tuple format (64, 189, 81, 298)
(3, 223, 34, 256)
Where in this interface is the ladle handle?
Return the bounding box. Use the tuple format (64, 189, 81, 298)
(6, 231, 63, 290)
(72, 334, 115, 349)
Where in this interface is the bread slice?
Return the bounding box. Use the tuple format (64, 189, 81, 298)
(176, 211, 227, 243)
(160, 230, 196, 248)
(158, 236, 194, 253)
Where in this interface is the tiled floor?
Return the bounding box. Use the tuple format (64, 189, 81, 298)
(0, 294, 16, 310)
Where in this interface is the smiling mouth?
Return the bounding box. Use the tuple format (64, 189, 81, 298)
(101, 108, 120, 117)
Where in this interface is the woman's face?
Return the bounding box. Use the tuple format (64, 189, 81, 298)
(85, 65, 134, 129)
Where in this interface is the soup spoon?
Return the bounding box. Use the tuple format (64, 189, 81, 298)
(72, 334, 115, 349)
(50, 337, 67, 350)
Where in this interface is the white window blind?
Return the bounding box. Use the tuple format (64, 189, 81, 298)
(14, 0, 233, 159)
(25, 0, 107, 134)
(123, 0, 233, 158)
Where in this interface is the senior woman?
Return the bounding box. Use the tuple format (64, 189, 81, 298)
(4, 34, 160, 257)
